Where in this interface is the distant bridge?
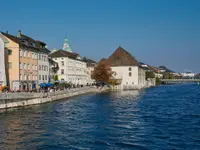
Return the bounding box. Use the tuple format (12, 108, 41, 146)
(161, 79, 200, 83)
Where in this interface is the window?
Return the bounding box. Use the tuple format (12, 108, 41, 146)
(20, 50, 22, 57)
(35, 54, 37, 59)
(32, 75, 34, 80)
(42, 65, 44, 71)
(24, 50, 26, 57)
(32, 42, 35, 47)
(28, 75, 30, 80)
(8, 50, 12, 55)
(35, 65, 37, 70)
(132, 82, 134, 85)
(46, 66, 48, 72)
(39, 75, 41, 80)
(20, 63, 22, 69)
(129, 72, 132, 76)
(8, 62, 12, 69)
(39, 65, 41, 71)
(129, 67, 132, 71)
(32, 65, 34, 70)
(27, 64, 30, 70)
(39, 54, 41, 60)
(61, 69, 64, 74)
(28, 51, 30, 58)
(20, 74, 22, 80)
(45, 75, 47, 80)
(61, 61, 64, 66)
(42, 75, 44, 80)
(24, 63, 26, 70)
(35, 75, 37, 80)
(24, 74, 27, 80)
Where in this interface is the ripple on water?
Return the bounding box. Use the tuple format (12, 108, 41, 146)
(0, 84, 200, 149)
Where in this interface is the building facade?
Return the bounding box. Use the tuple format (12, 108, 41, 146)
(0, 33, 8, 88)
(49, 38, 87, 85)
(49, 58, 59, 82)
(83, 57, 97, 85)
(104, 47, 146, 89)
(36, 41, 50, 84)
(181, 72, 195, 78)
(1, 30, 50, 91)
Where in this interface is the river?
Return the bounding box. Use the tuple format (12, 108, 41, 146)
(0, 84, 200, 150)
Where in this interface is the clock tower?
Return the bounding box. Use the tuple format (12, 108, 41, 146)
(62, 37, 72, 52)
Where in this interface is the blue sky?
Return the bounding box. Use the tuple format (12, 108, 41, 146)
(1, 0, 200, 72)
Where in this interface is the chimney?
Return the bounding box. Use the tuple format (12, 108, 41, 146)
(17, 30, 21, 38)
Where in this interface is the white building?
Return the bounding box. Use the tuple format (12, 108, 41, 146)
(36, 41, 50, 84)
(105, 47, 146, 89)
(0, 33, 8, 88)
(181, 72, 195, 78)
(140, 62, 163, 79)
(49, 38, 87, 85)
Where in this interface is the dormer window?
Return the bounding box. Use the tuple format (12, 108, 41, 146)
(32, 42, 35, 47)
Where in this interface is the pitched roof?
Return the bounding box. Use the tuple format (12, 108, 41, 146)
(158, 66, 174, 73)
(1, 32, 50, 53)
(0, 33, 8, 43)
(106, 47, 140, 66)
(148, 65, 160, 73)
(83, 57, 97, 67)
(83, 57, 96, 64)
(1, 32, 21, 44)
(49, 49, 80, 60)
(98, 58, 108, 64)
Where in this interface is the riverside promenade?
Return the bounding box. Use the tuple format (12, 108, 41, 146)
(0, 86, 108, 110)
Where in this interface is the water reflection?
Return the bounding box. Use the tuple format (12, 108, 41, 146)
(0, 85, 199, 149)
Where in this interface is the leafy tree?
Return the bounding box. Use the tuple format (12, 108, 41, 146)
(91, 61, 113, 83)
(163, 72, 174, 79)
(54, 75, 58, 81)
(146, 71, 155, 79)
(156, 78, 161, 85)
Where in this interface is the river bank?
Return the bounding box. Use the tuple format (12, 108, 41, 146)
(0, 86, 109, 110)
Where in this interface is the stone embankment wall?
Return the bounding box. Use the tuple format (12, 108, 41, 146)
(0, 87, 108, 110)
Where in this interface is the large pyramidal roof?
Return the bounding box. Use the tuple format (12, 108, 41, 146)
(106, 47, 140, 66)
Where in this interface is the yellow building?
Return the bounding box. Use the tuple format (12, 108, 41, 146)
(1, 30, 50, 91)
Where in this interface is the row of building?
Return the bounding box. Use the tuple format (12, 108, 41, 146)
(1, 30, 182, 91)
(0, 30, 96, 91)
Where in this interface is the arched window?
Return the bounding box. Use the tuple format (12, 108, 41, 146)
(129, 67, 132, 71)
(129, 72, 132, 76)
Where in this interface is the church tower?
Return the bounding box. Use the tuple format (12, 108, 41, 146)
(62, 37, 72, 52)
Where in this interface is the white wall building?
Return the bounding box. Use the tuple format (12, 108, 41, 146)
(181, 72, 195, 78)
(49, 38, 87, 85)
(105, 47, 146, 90)
(0, 33, 8, 87)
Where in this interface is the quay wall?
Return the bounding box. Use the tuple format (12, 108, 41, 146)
(0, 87, 107, 110)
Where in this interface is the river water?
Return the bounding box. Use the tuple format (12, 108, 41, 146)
(0, 84, 200, 150)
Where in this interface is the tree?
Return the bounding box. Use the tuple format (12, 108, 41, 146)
(91, 61, 113, 83)
(163, 72, 174, 79)
(146, 71, 155, 79)
(156, 78, 161, 85)
(54, 75, 58, 81)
